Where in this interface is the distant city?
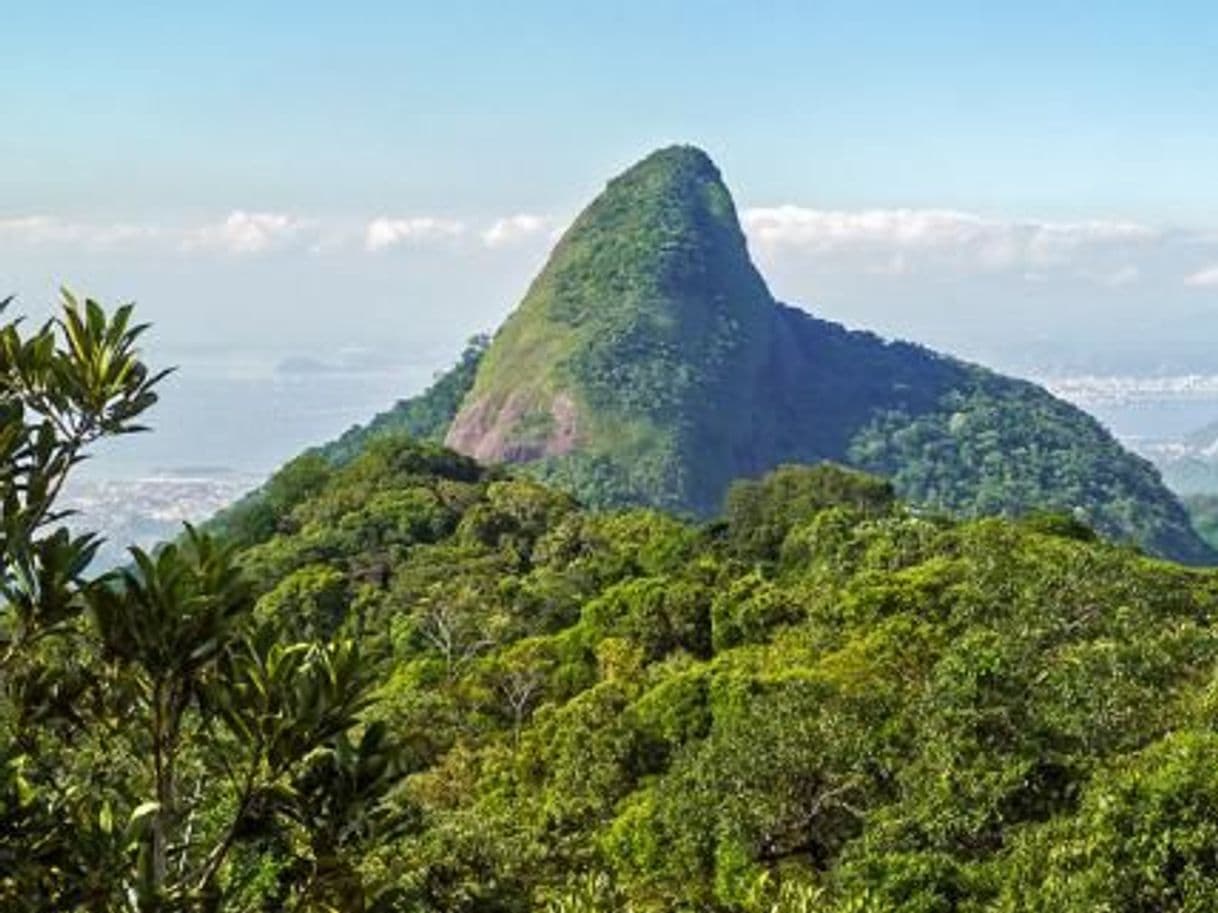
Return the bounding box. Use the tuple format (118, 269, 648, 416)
(63, 469, 262, 568)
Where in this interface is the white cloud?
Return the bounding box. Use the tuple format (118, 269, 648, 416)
(181, 211, 315, 254)
(0, 216, 87, 244)
(740, 206, 1160, 275)
(481, 213, 552, 248)
(1185, 265, 1218, 287)
(364, 216, 465, 252)
(0, 210, 542, 255)
(744, 206, 986, 251)
(0, 216, 164, 248)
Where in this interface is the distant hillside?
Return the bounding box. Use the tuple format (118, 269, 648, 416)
(1184, 492, 1218, 550)
(1141, 417, 1218, 497)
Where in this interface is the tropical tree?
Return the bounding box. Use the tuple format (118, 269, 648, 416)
(0, 291, 401, 911)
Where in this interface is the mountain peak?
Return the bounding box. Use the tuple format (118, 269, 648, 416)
(556, 143, 749, 268)
(616, 143, 722, 181)
(433, 148, 1214, 562)
(444, 146, 777, 509)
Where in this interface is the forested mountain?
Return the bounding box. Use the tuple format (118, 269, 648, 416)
(328, 146, 1211, 564)
(12, 147, 1213, 909)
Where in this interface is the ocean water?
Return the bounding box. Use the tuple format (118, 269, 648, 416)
(64, 354, 436, 564)
(79, 355, 436, 482)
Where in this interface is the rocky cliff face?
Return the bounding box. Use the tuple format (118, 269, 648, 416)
(446, 391, 580, 463)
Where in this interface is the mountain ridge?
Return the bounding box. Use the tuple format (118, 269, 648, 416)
(311, 145, 1211, 563)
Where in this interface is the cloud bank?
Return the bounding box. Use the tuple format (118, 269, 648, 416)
(180, 211, 317, 254)
(3, 205, 1218, 292)
(1185, 265, 1218, 287)
(0, 216, 165, 249)
(739, 206, 1167, 282)
(481, 213, 554, 248)
(365, 216, 466, 252)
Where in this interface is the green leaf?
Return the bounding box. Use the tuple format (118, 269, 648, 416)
(127, 800, 161, 836)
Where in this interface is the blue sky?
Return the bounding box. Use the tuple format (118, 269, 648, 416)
(4, 1, 1218, 381)
(7, 2, 1218, 218)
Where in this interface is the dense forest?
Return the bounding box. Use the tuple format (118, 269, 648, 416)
(204, 436, 1218, 912)
(11, 295, 1218, 911)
